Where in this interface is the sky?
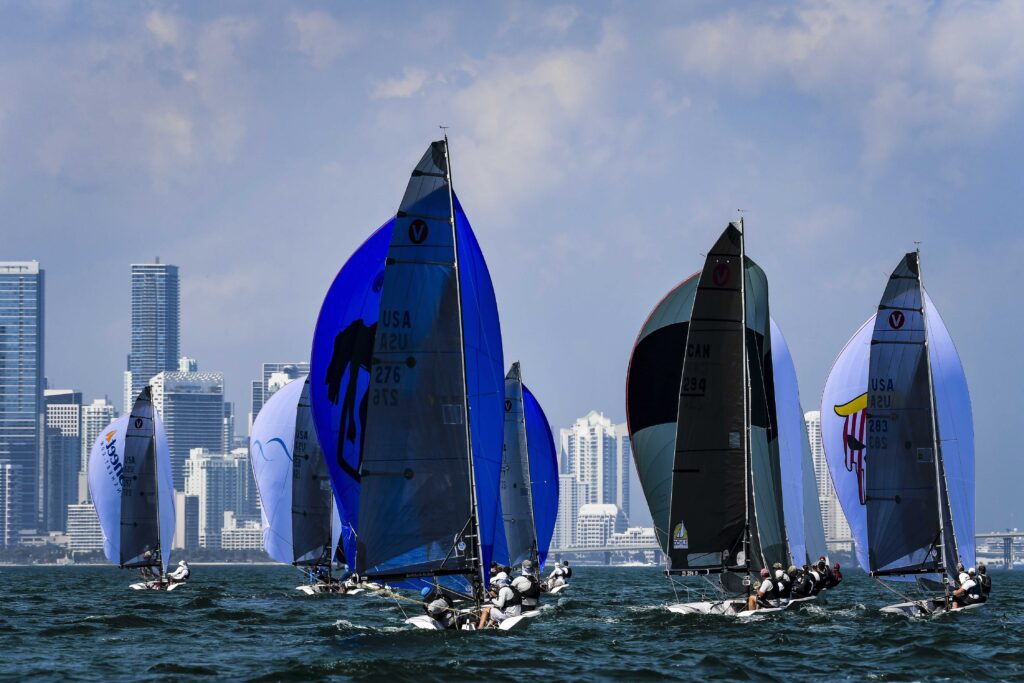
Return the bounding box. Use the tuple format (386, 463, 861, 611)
(2, 1, 1022, 530)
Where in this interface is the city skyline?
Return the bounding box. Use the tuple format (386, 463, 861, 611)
(3, 3, 1022, 532)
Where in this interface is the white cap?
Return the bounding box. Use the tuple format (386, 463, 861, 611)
(178, 560, 185, 565)
(775, 569, 784, 579)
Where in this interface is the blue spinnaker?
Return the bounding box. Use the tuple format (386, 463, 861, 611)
(523, 384, 558, 571)
(309, 219, 394, 566)
(456, 195, 505, 581)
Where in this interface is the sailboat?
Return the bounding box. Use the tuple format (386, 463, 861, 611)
(249, 375, 347, 594)
(492, 362, 562, 616)
(88, 387, 178, 590)
(821, 251, 976, 616)
(309, 138, 506, 630)
(626, 221, 797, 616)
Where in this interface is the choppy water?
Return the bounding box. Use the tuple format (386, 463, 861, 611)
(0, 565, 1019, 681)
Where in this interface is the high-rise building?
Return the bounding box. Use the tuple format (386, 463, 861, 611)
(222, 402, 235, 454)
(173, 491, 200, 551)
(0, 261, 44, 533)
(150, 363, 225, 489)
(42, 390, 82, 532)
(576, 504, 624, 548)
(805, 410, 853, 549)
(66, 503, 103, 553)
(125, 261, 179, 411)
(220, 511, 264, 551)
(0, 463, 21, 547)
(552, 473, 578, 549)
(249, 362, 309, 431)
(184, 448, 258, 549)
(79, 398, 117, 503)
(613, 422, 632, 522)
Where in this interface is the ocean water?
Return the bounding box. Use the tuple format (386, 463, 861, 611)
(0, 564, 1019, 681)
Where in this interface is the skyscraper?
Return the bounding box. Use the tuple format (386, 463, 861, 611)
(79, 398, 117, 503)
(805, 410, 853, 549)
(42, 389, 82, 532)
(150, 363, 225, 489)
(0, 261, 44, 532)
(184, 448, 258, 548)
(249, 362, 309, 431)
(0, 463, 20, 547)
(125, 261, 179, 411)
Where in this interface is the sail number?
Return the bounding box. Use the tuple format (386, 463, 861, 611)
(374, 365, 402, 384)
(681, 376, 707, 395)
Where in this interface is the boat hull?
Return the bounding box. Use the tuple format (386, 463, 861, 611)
(881, 599, 986, 617)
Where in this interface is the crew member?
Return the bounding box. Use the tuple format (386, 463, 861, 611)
(479, 574, 522, 628)
(747, 568, 777, 611)
(513, 560, 542, 612)
(826, 562, 843, 589)
(791, 566, 814, 599)
(950, 570, 983, 609)
(421, 585, 456, 629)
(168, 560, 190, 582)
(977, 564, 992, 598)
(547, 561, 568, 590)
(775, 568, 792, 600)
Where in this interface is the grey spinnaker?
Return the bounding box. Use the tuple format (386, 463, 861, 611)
(356, 140, 478, 584)
(292, 378, 335, 566)
(119, 387, 162, 569)
(866, 252, 943, 574)
(497, 362, 538, 568)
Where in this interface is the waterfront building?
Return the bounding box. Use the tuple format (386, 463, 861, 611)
(78, 398, 117, 503)
(66, 503, 103, 553)
(0, 261, 44, 532)
(552, 472, 578, 549)
(0, 463, 20, 547)
(183, 448, 258, 549)
(575, 503, 624, 548)
(805, 410, 854, 552)
(42, 390, 82, 532)
(124, 261, 180, 411)
(173, 491, 200, 551)
(150, 362, 225, 489)
(220, 511, 264, 551)
(249, 362, 308, 431)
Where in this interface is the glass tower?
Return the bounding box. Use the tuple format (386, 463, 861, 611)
(126, 262, 179, 409)
(0, 261, 44, 533)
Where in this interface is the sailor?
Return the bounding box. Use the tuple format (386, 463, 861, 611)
(547, 561, 569, 590)
(513, 560, 542, 612)
(977, 564, 992, 598)
(421, 585, 456, 629)
(811, 557, 831, 594)
(747, 568, 777, 611)
(140, 550, 158, 583)
(790, 566, 814, 599)
(168, 560, 190, 582)
(825, 562, 843, 589)
(479, 573, 522, 628)
(950, 570, 983, 609)
(775, 568, 792, 600)
(807, 563, 823, 594)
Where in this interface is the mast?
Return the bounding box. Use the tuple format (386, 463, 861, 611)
(916, 248, 954, 577)
(738, 216, 752, 574)
(443, 134, 486, 602)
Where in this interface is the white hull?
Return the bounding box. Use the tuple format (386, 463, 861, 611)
(881, 599, 986, 617)
(667, 593, 821, 618)
(548, 583, 569, 595)
(405, 607, 542, 632)
(129, 580, 183, 591)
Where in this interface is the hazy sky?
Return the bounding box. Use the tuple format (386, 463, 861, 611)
(3, 1, 1022, 530)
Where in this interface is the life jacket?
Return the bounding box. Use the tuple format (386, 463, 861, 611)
(499, 584, 523, 609)
(517, 575, 541, 603)
(792, 575, 813, 597)
(979, 574, 992, 595)
(776, 577, 792, 599)
(563, 566, 572, 580)
(965, 579, 982, 602)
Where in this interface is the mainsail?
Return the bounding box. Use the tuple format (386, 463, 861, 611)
(523, 384, 558, 570)
(353, 139, 503, 594)
(250, 375, 339, 567)
(627, 222, 789, 576)
(495, 362, 538, 568)
(88, 387, 175, 573)
(821, 253, 974, 579)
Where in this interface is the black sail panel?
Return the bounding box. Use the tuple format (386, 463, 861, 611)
(668, 225, 747, 570)
(625, 272, 699, 553)
(356, 141, 475, 579)
(292, 378, 334, 566)
(119, 387, 161, 569)
(866, 252, 941, 573)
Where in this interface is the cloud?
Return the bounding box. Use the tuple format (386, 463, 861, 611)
(371, 67, 433, 99)
(146, 10, 179, 47)
(288, 10, 360, 68)
(539, 5, 580, 33)
(661, 1, 1024, 165)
